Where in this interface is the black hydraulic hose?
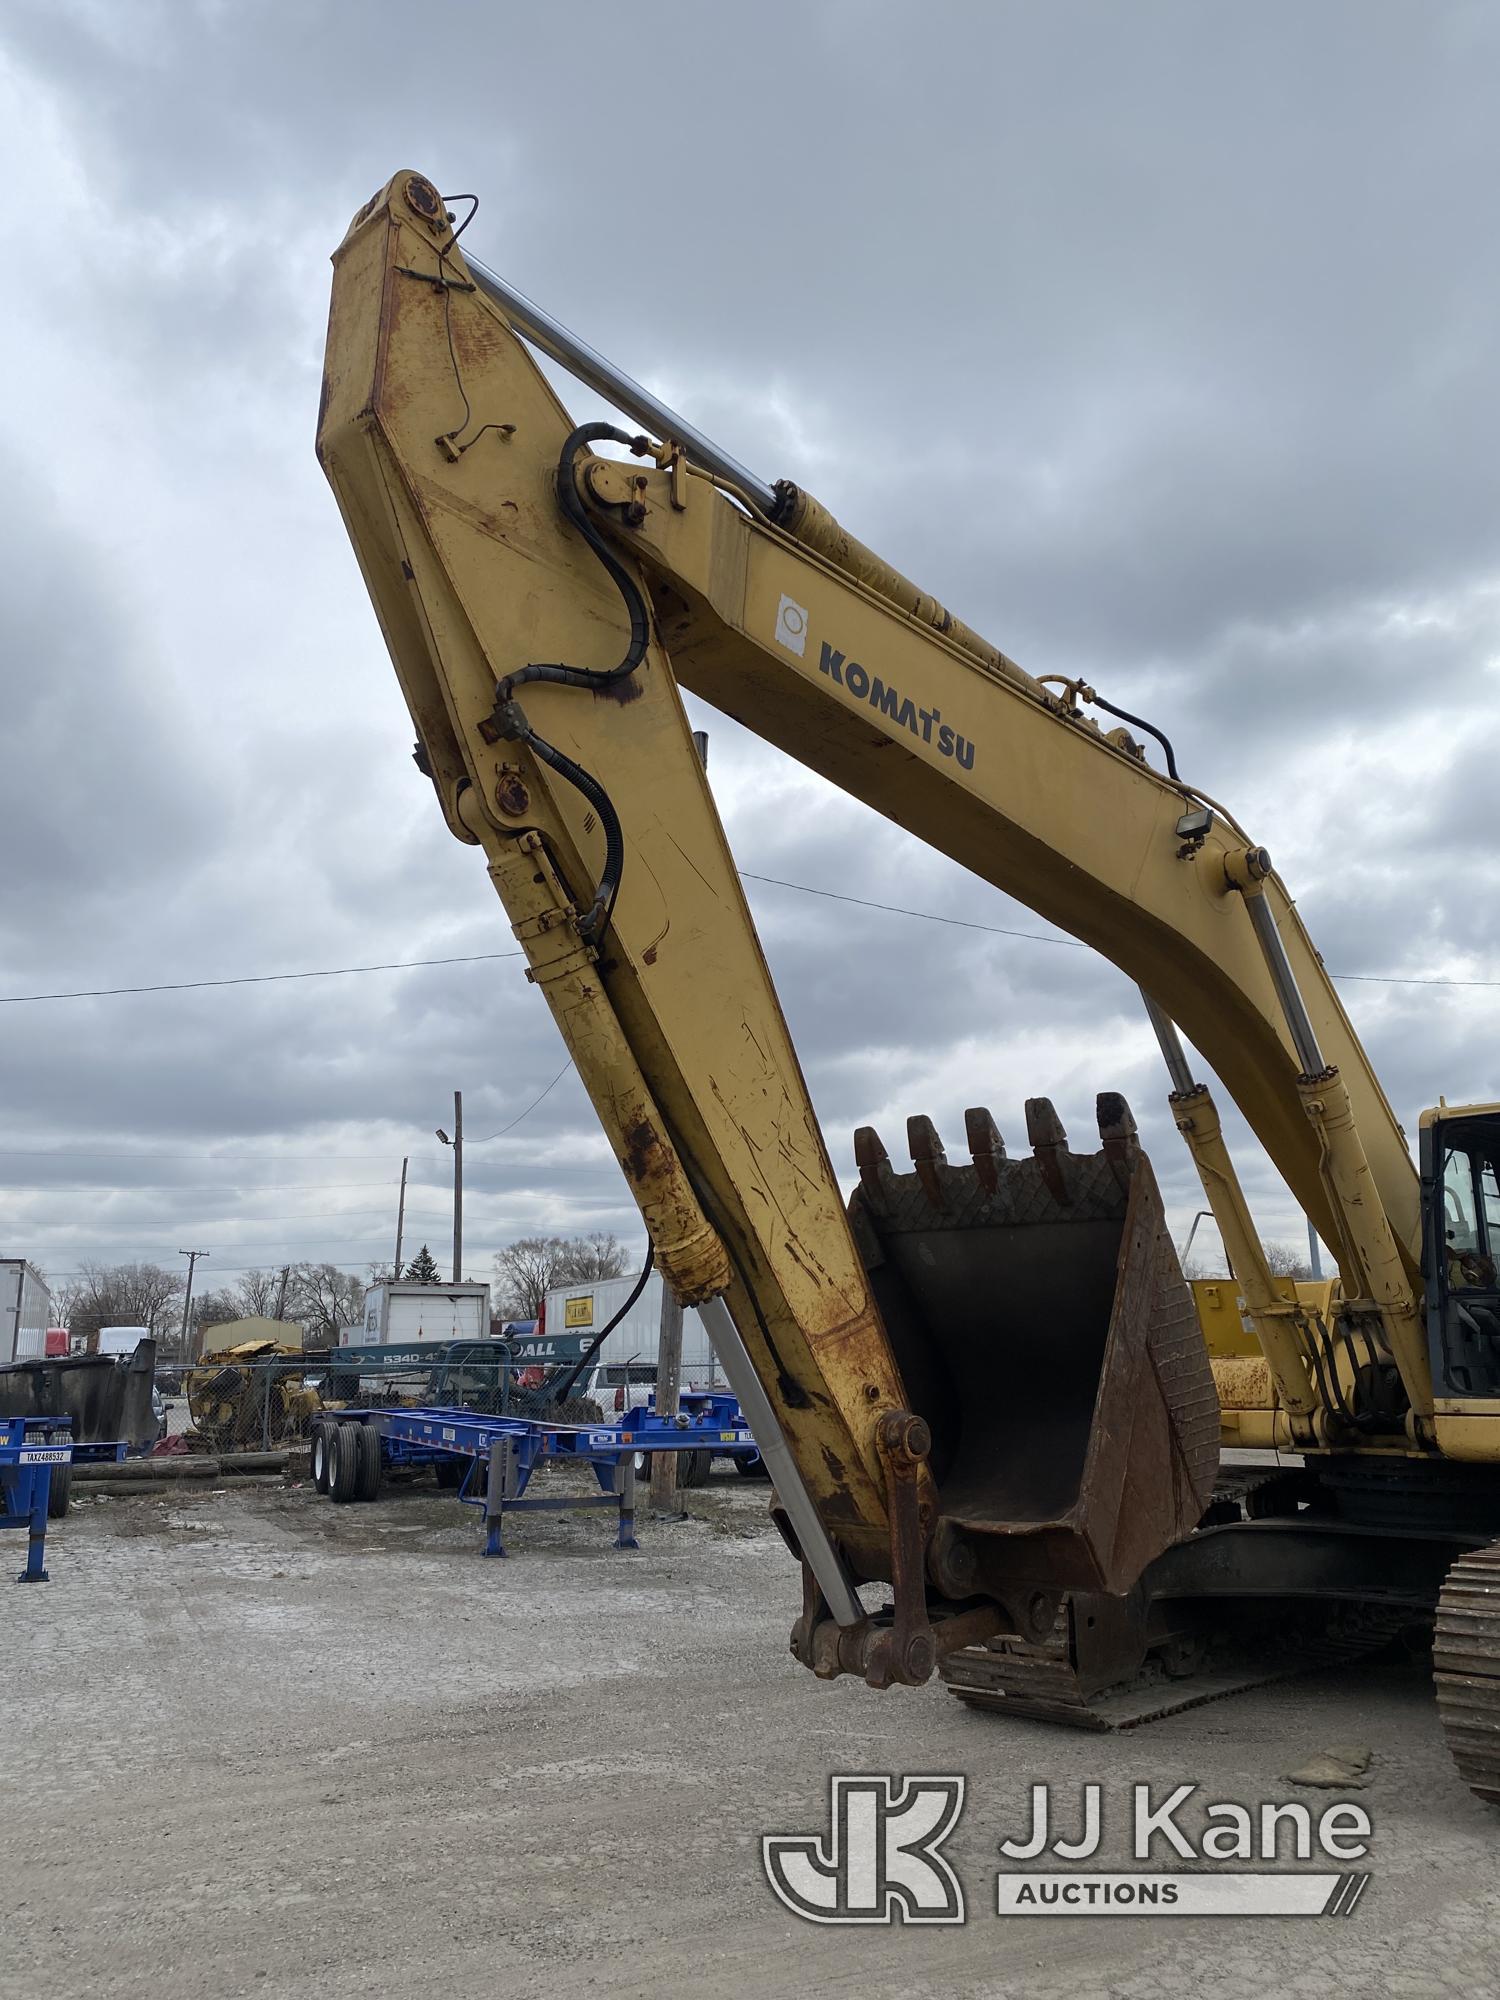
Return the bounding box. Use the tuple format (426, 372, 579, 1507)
(1086, 692, 1180, 782)
(499, 422, 651, 700)
(492, 423, 652, 938)
(521, 728, 625, 940)
(545, 1243, 656, 1408)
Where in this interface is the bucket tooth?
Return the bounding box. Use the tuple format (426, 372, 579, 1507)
(1025, 1096, 1073, 1207)
(853, 1125, 896, 1211)
(906, 1114, 949, 1212)
(964, 1107, 1007, 1197)
(1096, 1092, 1140, 1192)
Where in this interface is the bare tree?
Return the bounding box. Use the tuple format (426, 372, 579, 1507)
(562, 1233, 629, 1285)
(1263, 1240, 1313, 1281)
(47, 1275, 83, 1332)
(60, 1261, 188, 1352)
(493, 1233, 632, 1318)
(1182, 1240, 1313, 1284)
(286, 1263, 366, 1344)
(191, 1287, 243, 1332)
(234, 1268, 287, 1318)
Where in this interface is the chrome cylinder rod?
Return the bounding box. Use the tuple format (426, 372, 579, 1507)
(466, 255, 779, 516)
(1139, 988, 1198, 1094)
(1241, 893, 1327, 1077)
(696, 1295, 865, 1626)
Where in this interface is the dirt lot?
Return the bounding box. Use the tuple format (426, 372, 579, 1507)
(4, 1467, 1499, 2000)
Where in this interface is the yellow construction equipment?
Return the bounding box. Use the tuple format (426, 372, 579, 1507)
(185, 1341, 320, 1451)
(318, 171, 1500, 1797)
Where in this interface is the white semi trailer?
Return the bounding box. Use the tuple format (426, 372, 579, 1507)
(1, 1260, 52, 1364)
(531, 1268, 724, 1410)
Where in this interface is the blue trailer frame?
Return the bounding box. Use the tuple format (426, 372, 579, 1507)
(1, 1416, 74, 1582)
(318, 1391, 762, 1558)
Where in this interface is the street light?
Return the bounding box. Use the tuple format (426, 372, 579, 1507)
(1179, 1210, 1216, 1267)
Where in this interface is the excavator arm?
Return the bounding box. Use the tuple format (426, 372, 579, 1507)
(318, 172, 1433, 1682)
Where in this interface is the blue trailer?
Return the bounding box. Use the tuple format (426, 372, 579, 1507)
(308, 1392, 764, 1558)
(1, 1416, 73, 1582)
(0, 1419, 136, 1580)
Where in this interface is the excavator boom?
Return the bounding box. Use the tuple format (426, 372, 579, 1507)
(317, 172, 1439, 1684)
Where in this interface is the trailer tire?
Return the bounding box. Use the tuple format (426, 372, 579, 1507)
(433, 1457, 464, 1490)
(354, 1421, 383, 1501)
(735, 1452, 769, 1479)
(678, 1449, 712, 1489)
(47, 1466, 72, 1518)
(329, 1421, 363, 1503)
(311, 1423, 331, 1494)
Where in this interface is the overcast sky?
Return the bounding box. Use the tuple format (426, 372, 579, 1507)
(2, 1, 1497, 1306)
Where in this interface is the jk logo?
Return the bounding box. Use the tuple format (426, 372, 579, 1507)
(762, 1775, 966, 1925)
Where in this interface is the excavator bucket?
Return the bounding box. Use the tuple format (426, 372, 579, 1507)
(847, 1094, 1219, 1598)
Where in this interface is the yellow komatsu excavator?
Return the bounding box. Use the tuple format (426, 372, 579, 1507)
(318, 172, 1500, 1802)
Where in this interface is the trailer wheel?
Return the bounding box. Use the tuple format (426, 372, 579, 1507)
(47, 1466, 72, 1518)
(329, 1421, 363, 1503)
(433, 1458, 464, 1490)
(734, 1452, 769, 1479)
(678, 1449, 712, 1489)
(354, 1422, 383, 1501)
(310, 1423, 331, 1494)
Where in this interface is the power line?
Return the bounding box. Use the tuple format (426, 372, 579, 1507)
(471, 1060, 576, 1143)
(739, 873, 1500, 990)
(3, 875, 1491, 1002)
(0, 1152, 380, 1163)
(0, 1172, 558, 1195)
(0, 1203, 450, 1228)
(0, 949, 523, 1005)
(741, 872, 1083, 949)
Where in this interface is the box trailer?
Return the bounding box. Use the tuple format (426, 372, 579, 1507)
(530, 1270, 725, 1398)
(1, 1262, 52, 1364)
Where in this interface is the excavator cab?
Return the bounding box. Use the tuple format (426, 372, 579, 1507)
(848, 1093, 1220, 1601)
(1422, 1105, 1500, 1400)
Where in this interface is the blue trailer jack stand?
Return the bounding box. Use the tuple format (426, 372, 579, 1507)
(1, 1418, 74, 1583)
(480, 1437, 638, 1557)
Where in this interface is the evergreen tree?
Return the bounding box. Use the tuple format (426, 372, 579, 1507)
(404, 1245, 443, 1285)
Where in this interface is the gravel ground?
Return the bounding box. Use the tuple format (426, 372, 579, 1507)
(4, 1467, 1499, 2000)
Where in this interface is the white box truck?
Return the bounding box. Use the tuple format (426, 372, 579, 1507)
(338, 1281, 491, 1366)
(1, 1260, 52, 1364)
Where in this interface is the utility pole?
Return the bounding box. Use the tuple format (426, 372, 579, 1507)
(178, 1249, 209, 1362)
(437, 1093, 463, 1281)
(274, 1263, 291, 1321)
(649, 1284, 685, 1514)
(651, 730, 708, 1513)
(393, 1156, 409, 1279)
(1307, 1220, 1324, 1282)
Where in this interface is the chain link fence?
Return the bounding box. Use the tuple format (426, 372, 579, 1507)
(161, 1347, 629, 1454)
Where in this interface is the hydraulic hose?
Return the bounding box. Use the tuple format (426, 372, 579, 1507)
(493, 423, 652, 938)
(499, 422, 651, 699)
(545, 1243, 656, 1407)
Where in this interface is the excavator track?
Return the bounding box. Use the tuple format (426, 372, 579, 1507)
(1435, 1541, 1500, 1806)
(941, 1467, 1410, 1731)
(942, 1599, 1412, 1732)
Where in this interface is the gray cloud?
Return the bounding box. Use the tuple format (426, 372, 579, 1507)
(2, 1, 1496, 1304)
